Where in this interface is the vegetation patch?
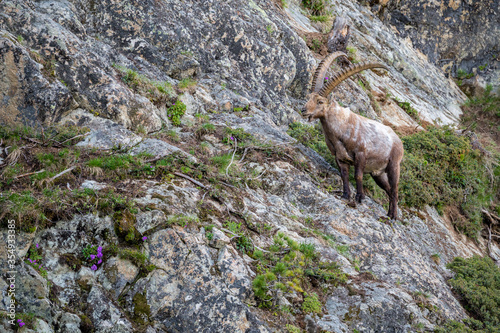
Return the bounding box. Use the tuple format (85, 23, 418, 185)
(252, 232, 346, 308)
(461, 84, 500, 146)
(301, 0, 327, 15)
(167, 99, 187, 126)
(436, 256, 500, 333)
(113, 64, 174, 107)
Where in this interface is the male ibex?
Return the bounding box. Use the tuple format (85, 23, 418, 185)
(302, 52, 404, 219)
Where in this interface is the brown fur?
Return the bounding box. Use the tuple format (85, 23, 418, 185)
(302, 93, 404, 219)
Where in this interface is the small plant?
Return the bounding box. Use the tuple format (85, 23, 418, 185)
(82, 244, 104, 270)
(266, 25, 273, 35)
(479, 64, 488, 71)
(311, 38, 322, 52)
(302, 293, 322, 314)
(393, 97, 419, 121)
(167, 100, 187, 126)
(286, 324, 302, 333)
(431, 253, 441, 265)
(445, 256, 500, 329)
(457, 68, 474, 80)
(310, 15, 329, 22)
(178, 78, 197, 90)
(301, 0, 327, 15)
(252, 233, 346, 309)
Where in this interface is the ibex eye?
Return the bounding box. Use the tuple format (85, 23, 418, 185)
(318, 101, 324, 104)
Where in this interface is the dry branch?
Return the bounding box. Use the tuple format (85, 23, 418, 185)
(173, 172, 206, 189)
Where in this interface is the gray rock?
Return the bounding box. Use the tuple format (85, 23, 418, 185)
(80, 180, 108, 191)
(87, 285, 134, 333)
(100, 257, 139, 299)
(135, 210, 167, 234)
(33, 319, 53, 333)
(129, 138, 194, 161)
(56, 312, 82, 333)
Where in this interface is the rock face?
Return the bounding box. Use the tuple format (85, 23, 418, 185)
(366, 0, 500, 93)
(0, 0, 467, 129)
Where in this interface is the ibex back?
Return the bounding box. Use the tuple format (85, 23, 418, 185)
(302, 55, 404, 219)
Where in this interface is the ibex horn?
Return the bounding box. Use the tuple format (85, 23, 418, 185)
(318, 62, 389, 97)
(311, 51, 349, 93)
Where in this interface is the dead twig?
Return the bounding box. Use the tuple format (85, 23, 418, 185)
(60, 133, 88, 145)
(14, 169, 46, 179)
(239, 147, 249, 163)
(173, 172, 206, 189)
(48, 166, 75, 183)
(482, 209, 500, 225)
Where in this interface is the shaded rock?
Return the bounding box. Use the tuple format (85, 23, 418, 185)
(15, 265, 52, 322)
(55, 312, 82, 333)
(208, 228, 231, 249)
(135, 210, 167, 234)
(87, 285, 134, 333)
(100, 257, 139, 299)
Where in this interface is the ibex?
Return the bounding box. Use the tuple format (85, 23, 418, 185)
(302, 52, 404, 219)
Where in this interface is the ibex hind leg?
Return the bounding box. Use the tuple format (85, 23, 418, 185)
(371, 173, 394, 217)
(387, 163, 401, 220)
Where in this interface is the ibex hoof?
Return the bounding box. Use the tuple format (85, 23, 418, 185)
(355, 194, 365, 203)
(341, 193, 350, 200)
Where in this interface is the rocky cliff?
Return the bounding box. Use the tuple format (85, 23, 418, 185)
(0, 0, 499, 332)
(364, 0, 500, 93)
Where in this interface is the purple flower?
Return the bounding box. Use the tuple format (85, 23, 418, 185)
(17, 319, 21, 323)
(19, 322, 25, 327)
(97, 246, 103, 253)
(91, 265, 97, 271)
(97, 252, 103, 258)
(98, 259, 102, 265)
(90, 254, 96, 260)
(230, 136, 234, 141)
(142, 236, 147, 241)
(325, 77, 329, 80)
(36, 243, 39, 248)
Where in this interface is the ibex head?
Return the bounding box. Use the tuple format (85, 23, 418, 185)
(302, 93, 334, 121)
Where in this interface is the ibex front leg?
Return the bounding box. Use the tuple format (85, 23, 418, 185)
(354, 153, 366, 203)
(336, 158, 351, 200)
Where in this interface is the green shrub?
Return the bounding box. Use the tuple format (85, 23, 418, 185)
(436, 256, 500, 332)
(301, 0, 326, 15)
(447, 256, 500, 326)
(464, 84, 500, 116)
(167, 100, 187, 126)
(252, 233, 346, 309)
(400, 126, 496, 238)
(302, 293, 322, 314)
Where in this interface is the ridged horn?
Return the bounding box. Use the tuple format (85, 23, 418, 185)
(311, 51, 349, 93)
(318, 62, 389, 97)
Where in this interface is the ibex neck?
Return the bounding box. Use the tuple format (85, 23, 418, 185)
(320, 105, 351, 135)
